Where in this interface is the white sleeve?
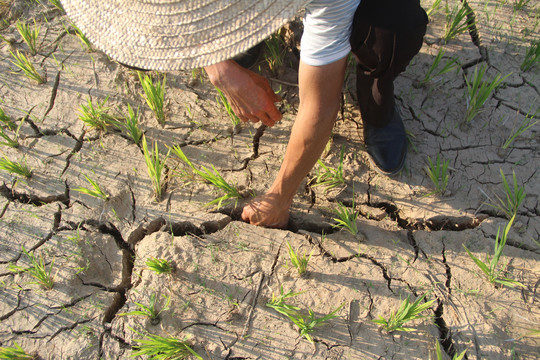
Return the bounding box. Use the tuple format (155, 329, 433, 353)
(300, 0, 361, 66)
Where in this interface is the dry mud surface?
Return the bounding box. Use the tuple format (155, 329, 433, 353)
(0, 1, 539, 359)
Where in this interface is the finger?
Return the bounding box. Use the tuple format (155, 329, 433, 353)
(266, 105, 282, 123)
(256, 111, 275, 127)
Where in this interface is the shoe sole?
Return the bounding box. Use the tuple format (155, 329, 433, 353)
(366, 149, 407, 176)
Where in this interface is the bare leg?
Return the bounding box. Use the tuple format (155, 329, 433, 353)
(242, 58, 347, 227)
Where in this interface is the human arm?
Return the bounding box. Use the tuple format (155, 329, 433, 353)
(204, 60, 282, 127)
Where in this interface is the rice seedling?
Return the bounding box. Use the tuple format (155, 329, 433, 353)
(312, 145, 346, 193)
(266, 287, 343, 343)
(0, 342, 34, 360)
(70, 22, 92, 52)
(73, 174, 109, 201)
(9, 246, 55, 290)
(138, 71, 166, 125)
(131, 331, 202, 360)
(0, 106, 17, 131)
(502, 110, 539, 149)
(16, 19, 40, 55)
(0, 127, 18, 148)
(426, 0, 442, 18)
(435, 340, 467, 360)
(264, 33, 285, 72)
(286, 240, 313, 276)
(215, 87, 240, 126)
(78, 96, 118, 131)
(372, 292, 435, 333)
(332, 199, 359, 235)
(48, 0, 64, 11)
(520, 41, 540, 72)
(425, 154, 450, 195)
(420, 48, 459, 86)
(119, 293, 171, 323)
(463, 215, 525, 288)
(170, 145, 244, 208)
(513, 0, 531, 11)
(0, 156, 32, 178)
(121, 103, 143, 145)
(146, 257, 172, 275)
(443, 2, 474, 42)
(464, 65, 509, 123)
(487, 169, 526, 219)
(9, 50, 46, 84)
(142, 136, 169, 201)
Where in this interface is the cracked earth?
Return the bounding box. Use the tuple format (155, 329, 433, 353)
(0, 0, 539, 359)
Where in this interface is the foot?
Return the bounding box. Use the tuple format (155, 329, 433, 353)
(241, 192, 291, 228)
(363, 108, 407, 175)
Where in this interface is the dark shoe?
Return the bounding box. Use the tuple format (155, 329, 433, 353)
(363, 108, 407, 175)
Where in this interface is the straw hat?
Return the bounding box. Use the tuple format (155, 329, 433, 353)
(60, 0, 307, 71)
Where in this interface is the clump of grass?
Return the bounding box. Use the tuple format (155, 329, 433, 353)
(420, 48, 459, 86)
(9, 246, 55, 290)
(513, 0, 531, 11)
(48, 0, 64, 11)
(170, 145, 244, 208)
(312, 145, 346, 193)
(142, 136, 169, 201)
(443, 2, 474, 42)
(138, 72, 166, 125)
(520, 41, 540, 72)
(266, 286, 343, 343)
(16, 19, 40, 55)
(69, 22, 92, 52)
(464, 65, 509, 122)
(487, 169, 526, 219)
(286, 240, 313, 276)
(121, 104, 143, 145)
(333, 199, 359, 235)
(0, 342, 34, 360)
(502, 110, 539, 149)
(426, 0, 442, 18)
(146, 257, 172, 275)
(119, 293, 170, 324)
(264, 33, 285, 72)
(73, 174, 109, 201)
(131, 331, 202, 360)
(372, 292, 435, 333)
(0, 156, 32, 178)
(0, 127, 19, 148)
(435, 340, 466, 360)
(425, 154, 450, 195)
(78, 96, 118, 131)
(9, 50, 46, 84)
(463, 215, 524, 288)
(215, 87, 240, 127)
(0, 106, 17, 131)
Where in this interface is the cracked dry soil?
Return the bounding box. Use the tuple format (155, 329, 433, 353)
(0, 1, 539, 359)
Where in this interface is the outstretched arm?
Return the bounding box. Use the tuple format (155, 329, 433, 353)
(204, 60, 282, 127)
(241, 57, 348, 227)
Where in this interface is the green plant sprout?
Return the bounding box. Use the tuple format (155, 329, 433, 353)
(215, 87, 240, 126)
(119, 293, 171, 323)
(9, 246, 55, 290)
(70, 22, 92, 51)
(426, 0, 442, 18)
(78, 96, 118, 131)
(435, 340, 466, 360)
(502, 110, 539, 149)
(0, 127, 18, 148)
(122, 103, 143, 145)
(333, 199, 359, 235)
(487, 169, 526, 219)
(0, 107, 17, 131)
(16, 19, 40, 55)
(0, 342, 34, 360)
(463, 215, 525, 288)
(48, 0, 64, 11)
(131, 330, 202, 360)
(286, 240, 313, 276)
(464, 65, 509, 123)
(0, 156, 32, 178)
(266, 287, 343, 343)
(513, 0, 531, 11)
(146, 257, 173, 275)
(264, 33, 285, 72)
(443, 2, 473, 42)
(372, 292, 435, 333)
(313, 145, 346, 193)
(520, 41, 540, 72)
(138, 71, 166, 125)
(421, 48, 458, 85)
(9, 50, 46, 84)
(142, 136, 169, 201)
(170, 145, 244, 208)
(73, 174, 109, 201)
(425, 154, 450, 195)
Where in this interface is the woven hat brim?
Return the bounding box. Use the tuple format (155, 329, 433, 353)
(60, 0, 307, 71)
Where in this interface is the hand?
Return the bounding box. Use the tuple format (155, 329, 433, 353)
(205, 60, 282, 127)
(241, 192, 291, 229)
